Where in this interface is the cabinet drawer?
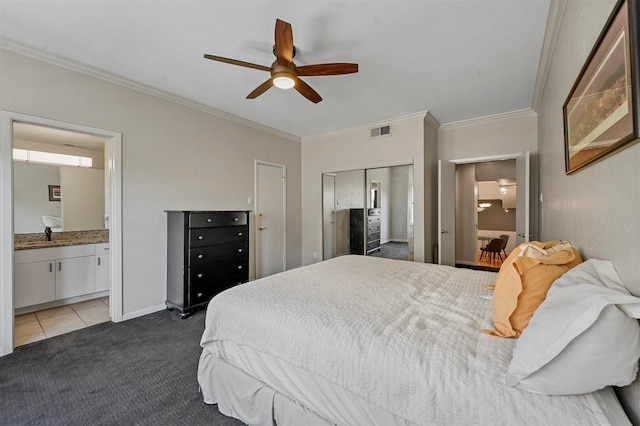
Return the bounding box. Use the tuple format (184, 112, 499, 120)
(367, 240, 380, 251)
(188, 242, 248, 267)
(189, 262, 248, 285)
(367, 216, 381, 224)
(189, 212, 247, 228)
(367, 208, 381, 216)
(189, 226, 248, 247)
(188, 274, 246, 306)
(367, 222, 380, 233)
(368, 231, 380, 241)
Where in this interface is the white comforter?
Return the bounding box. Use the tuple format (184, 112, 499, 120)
(200, 255, 626, 425)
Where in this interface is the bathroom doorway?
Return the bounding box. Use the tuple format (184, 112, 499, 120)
(0, 111, 123, 356)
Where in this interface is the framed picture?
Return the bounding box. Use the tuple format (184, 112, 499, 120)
(563, 0, 640, 174)
(48, 185, 61, 201)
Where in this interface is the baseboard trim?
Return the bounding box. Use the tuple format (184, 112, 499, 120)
(122, 304, 166, 321)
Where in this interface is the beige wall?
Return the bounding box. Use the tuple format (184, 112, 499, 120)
(536, 0, 639, 293)
(438, 110, 539, 243)
(301, 114, 430, 264)
(0, 48, 302, 318)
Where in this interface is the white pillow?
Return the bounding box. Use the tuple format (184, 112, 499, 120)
(506, 259, 640, 395)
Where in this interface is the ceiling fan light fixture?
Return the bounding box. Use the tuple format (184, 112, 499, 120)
(273, 75, 295, 89)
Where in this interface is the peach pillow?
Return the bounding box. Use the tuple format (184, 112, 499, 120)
(485, 241, 583, 338)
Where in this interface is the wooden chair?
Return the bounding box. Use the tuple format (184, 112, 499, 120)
(499, 234, 510, 257)
(480, 238, 505, 263)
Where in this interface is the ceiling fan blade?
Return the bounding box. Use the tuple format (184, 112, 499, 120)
(295, 78, 322, 103)
(246, 79, 274, 99)
(204, 54, 271, 72)
(274, 19, 294, 67)
(297, 63, 359, 76)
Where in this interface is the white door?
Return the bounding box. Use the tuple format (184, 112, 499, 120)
(322, 174, 336, 260)
(438, 160, 456, 265)
(515, 151, 531, 245)
(255, 161, 286, 278)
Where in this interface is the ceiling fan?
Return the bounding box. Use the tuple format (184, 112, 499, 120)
(204, 19, 358, 104)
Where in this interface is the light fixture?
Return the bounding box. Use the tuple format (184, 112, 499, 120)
(271, 64, 297, 89)
(273, 75, 295, 89)
(13, 148, 93, 168)
(477, 202, 491, 213)
(500, 186, 507, 194)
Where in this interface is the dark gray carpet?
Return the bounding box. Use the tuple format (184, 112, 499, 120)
(0, 309, 245, 426)
(368, 241, 410, 261)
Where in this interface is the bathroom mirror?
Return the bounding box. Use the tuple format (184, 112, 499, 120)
(12, 123, 109, 234)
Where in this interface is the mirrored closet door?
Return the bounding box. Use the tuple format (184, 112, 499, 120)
(322, 164, 414, 262)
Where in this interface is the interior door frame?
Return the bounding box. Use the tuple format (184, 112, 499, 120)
(254, 160, 286, 278)
(0, 111, 123, 356)
(438, 152, 531, 266)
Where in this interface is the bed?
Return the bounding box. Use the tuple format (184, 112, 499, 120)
(198, 255, 638, 425)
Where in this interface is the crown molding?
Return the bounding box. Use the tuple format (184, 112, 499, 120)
(532, 0, 567, 112)
(0, 37, 301, 142)
(439, 108, 536, 131)
(423, 111, 441, 130)
(302, 111, 429, 143)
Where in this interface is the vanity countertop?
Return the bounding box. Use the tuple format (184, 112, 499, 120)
(14, 230, 109, 251)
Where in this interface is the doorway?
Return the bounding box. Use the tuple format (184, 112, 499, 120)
(254, 161, 286, 279)
(438, 152, 531, 268)
(0, 111, 122, 356)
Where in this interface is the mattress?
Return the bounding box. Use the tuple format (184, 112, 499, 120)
(198, 255, 630, 425)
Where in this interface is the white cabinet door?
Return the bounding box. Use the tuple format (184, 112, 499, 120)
(94, 254, 110, 292)
(55, 256, 95, 299)
(14, 261, 56, 309)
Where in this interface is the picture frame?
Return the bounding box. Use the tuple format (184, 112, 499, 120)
(562, 0, 640, 174)
(48, 185, 61, 201)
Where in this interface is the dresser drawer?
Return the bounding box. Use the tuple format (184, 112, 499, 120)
(367, 240, 380, 252)
(367, 208, 381, 216)
(367, 222, 380, 233)
(189, 242, 248, 267)
(189, 226, 248, 247)
(189, 212, 247, 228)
(367, 216, 381, 224)
(189, 261, 248, 285)
(368, 231, 380, 242)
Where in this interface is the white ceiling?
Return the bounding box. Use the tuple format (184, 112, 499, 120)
(0, 0, 551, 139)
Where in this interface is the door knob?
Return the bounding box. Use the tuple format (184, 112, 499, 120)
(259, 226, 268, 230)
(441, 229, 449, 234)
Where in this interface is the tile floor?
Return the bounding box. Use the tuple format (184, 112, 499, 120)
(14, 296, 110, 347)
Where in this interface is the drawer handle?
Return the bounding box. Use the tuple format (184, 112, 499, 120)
(98, 257, 101, 266)
(237, 248, 243, 253)
(197, 254, 204, 259)
(49, 262, 53, 273)
(237, 232, 243, 237)
(197, 292, 203, 298)
(206, 218, 212, 223)
(197, 235, 204, 240)
(233, 217, 239, 222)
(197, 273, 203, 278)
(237, 265, 243, 270)
(58, 261, 62, 271)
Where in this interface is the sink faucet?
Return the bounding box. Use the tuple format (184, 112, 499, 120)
(44, 226, 52, 241)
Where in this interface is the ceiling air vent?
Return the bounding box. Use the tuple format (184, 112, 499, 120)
(370, 125, 391, 138)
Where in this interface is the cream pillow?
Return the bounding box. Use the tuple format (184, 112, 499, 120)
(506, 259, 640, 395)
(485, 241, 583, 338)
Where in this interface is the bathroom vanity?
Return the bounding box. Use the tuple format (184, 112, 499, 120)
(14, 230, 109, 312)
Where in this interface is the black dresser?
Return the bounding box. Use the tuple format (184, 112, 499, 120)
(166, 210, 249, 318)
(366, 208, 381, 253)
(350, 208, 381, 255)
